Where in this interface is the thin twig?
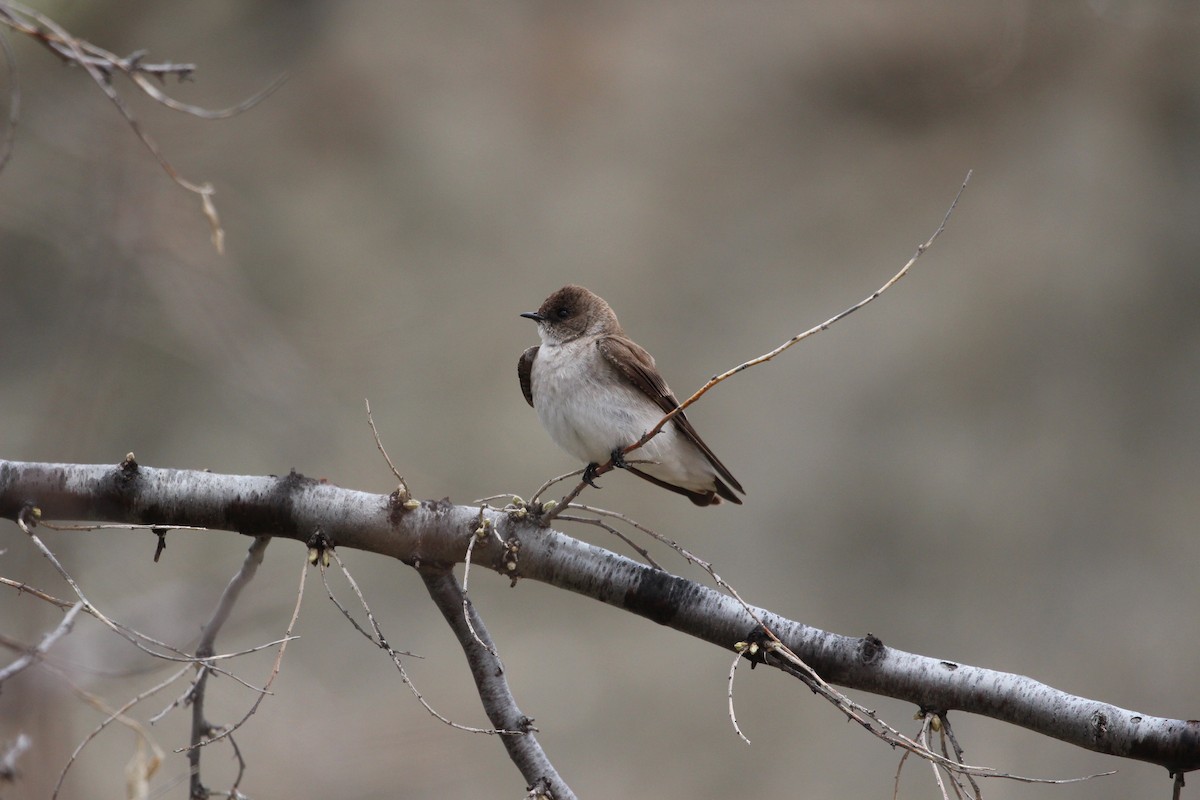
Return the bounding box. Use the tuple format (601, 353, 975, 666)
(0, 2, 282, 252)
(642, 170, 973, 443)
(554, 513, 662, 569)
(181, 542, 302, 755)
(940, 713, 982, 800)
(51, 663, 184, 800)
(0, 576, 76, 610)
(461, 513, 505, 658)
(183, 536, 271, 798)
(365, 398, 411, 495)
(129, 71, 286, 120)
(726, 651, 752, 745)
(0, 601, 82, 684)
(39, 521, 210, 533)
(530, 468, 583, 506)
(17, 508, 227, 666)
(317, 560, 419, 658)
(0, 575, 289, 674)
(324, 550, 504, 734)
(919, 715, 952, 800)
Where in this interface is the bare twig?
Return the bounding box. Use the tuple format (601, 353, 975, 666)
(530, 467, 583, 506)
(0, 576, 289, 675)
(129, 70, 286, 120)
(919, 714, 953, 800)
(940, 713, 983, 800)
(0, 2, 284, 252)
(0, 3, 197, 80)
(323, 550, 504, 734)
(317, 558, 419, 658)
(52, 663, 183, 800)
(182, 539, 301, 758)
(554, 513, 662, 569)
(39, 521, 210, 534)
(461, 511, 505, 657)
(0, 576, 78, 610)
(0, 601, 82, 684)
(18, 507, 207, 664)
(641, 171, 972, 443)
(726, 651, 752, 745)
(183, 536, 270, 796)
(365, 399, 412, 499)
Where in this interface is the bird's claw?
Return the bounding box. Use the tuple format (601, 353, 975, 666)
(609, 448, 630, 470)
(582, 462, 602, 488)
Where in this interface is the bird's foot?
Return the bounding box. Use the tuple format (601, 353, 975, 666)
(582, 462, 603, 488)
(609, 448, 630, 470)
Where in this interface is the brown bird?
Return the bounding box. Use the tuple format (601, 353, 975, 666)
(519, 285, 743, 506)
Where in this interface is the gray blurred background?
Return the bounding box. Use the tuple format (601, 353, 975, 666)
(2, 2, 1198, 798)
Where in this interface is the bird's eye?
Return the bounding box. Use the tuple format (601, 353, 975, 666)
(556, 307, 571, 319)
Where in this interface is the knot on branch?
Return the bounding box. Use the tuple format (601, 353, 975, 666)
(857, 632, 886, 666)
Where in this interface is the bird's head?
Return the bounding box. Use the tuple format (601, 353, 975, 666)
(521, 285, 619, 344)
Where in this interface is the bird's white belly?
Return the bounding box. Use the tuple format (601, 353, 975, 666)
(531, 344, 713, 489)
(532, 348, 647, 463)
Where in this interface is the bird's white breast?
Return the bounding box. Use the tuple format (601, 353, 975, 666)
(529, 340, 714, 489)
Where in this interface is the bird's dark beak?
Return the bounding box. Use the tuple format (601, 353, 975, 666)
(520, 311, 544, 322)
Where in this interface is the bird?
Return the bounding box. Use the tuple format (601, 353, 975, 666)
(518, 285, 744, 506)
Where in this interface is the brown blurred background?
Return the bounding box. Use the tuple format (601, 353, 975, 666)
(2, 2, 1198, 798)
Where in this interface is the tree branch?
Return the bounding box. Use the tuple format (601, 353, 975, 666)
(2, 459, 1197, 779)
(419, 566, 576, 799)
(187, 535, 271, 800)
(0, 1, 284, 252)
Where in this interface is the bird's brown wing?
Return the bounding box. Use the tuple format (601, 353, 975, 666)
(518, 346, 538, 408)
(596, 335, 744, 497)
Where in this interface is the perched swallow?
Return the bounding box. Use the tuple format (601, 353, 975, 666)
(519, 285, 743, 506)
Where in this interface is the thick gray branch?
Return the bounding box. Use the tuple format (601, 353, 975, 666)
(419, 566, 576, 799)
(2, 459, 1197, 776)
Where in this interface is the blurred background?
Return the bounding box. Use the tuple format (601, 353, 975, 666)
(2, 2, 1198, 798)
